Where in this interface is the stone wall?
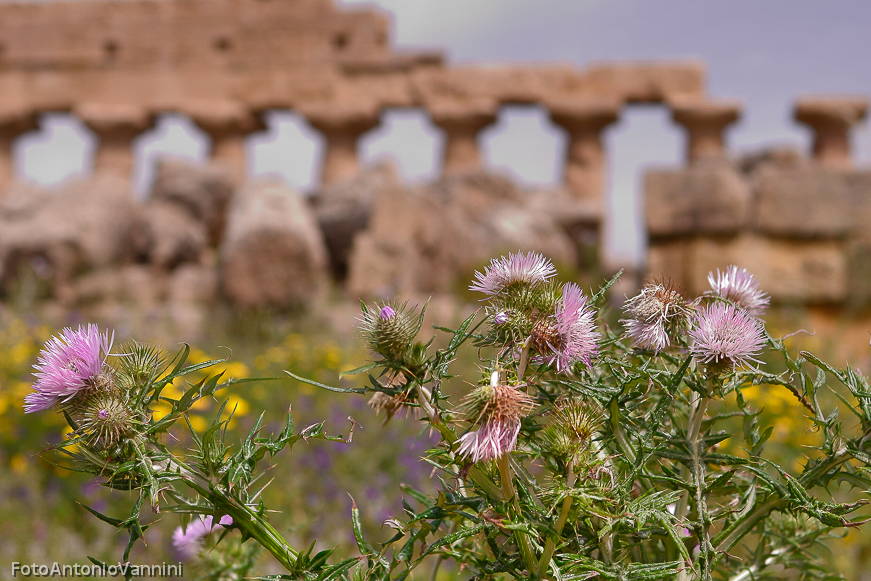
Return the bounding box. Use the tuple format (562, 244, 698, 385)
(645, 98, 871, 307)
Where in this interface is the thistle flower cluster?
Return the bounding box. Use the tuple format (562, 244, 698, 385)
(620, 280, 693, 354)
(469, 251, 599, 374)
(621, 265, 768, 372)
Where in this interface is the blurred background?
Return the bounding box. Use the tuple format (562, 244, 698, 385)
(1, 0, 870, 578)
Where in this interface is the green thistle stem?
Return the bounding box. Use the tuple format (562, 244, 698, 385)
(498, 454, 536, 576)
(536, 462, 576, 578)
(161, 453, 300, 571)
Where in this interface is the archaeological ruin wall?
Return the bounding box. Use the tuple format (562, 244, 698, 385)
(644, 97, 871, 310)
(0, 0, 868, 321)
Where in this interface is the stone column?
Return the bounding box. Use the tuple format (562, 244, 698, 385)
(76, 103, 152, 179)
(0, 106, 38, 191)
(187, 100, 266, 185)
(548, 98, 620, 205)
(429, 99, 497, 175)
(794, 97, 869, 169)
(301, 103, 381, 185)
(670, 99, 742, 162)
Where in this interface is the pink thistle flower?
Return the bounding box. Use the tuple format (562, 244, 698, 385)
(24, 324, 114, 413)
(533, 283, 599, 373)
(457, 380, 534, 463)
(469, 251, 556, 297)
(457, 420, 523, 463)
(621, 281, 694, 353)
(172, 515, 233, 561)
(379, 305, 396, 320)
(707, 265, 769, 316)
(689, 303, 766, 370)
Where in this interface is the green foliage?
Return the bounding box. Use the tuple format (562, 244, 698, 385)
(21, 255, 871, 580)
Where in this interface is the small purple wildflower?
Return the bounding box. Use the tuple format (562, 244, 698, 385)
(379, 305, 396, 320)
(469, 251, 556, 297)
(534, 283, 599, 373)
(172, 515, 233, 561)
(689, 303, 766, 369)
(621, 282, 693, 353)
(97, 409, 109, 420)
(24, 324, 114, 413)
(707, 265, 769, 316)
(494, 311, 510, 325)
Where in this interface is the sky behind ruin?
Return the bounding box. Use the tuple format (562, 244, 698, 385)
(11, 0, 871, 267)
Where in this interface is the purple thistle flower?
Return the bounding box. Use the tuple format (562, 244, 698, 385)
(533, 283, 599, 373)
(457, 419, 522, 463)
(493, 311, 510, 325)
(24, 324, 114, 413)
(379, 305, 396, 320)
(689, 303, 766, 369)
(172, 515, 233, 561)
(621, 282, 693, 354)
(469, 251, 556, 297)
(707, 265, 770, 316)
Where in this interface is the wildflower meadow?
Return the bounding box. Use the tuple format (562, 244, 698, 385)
(12, 252, 871, 580)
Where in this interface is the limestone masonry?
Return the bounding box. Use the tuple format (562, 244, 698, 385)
(0, 0, 867, 319)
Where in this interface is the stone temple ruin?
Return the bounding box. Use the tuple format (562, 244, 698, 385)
(0, 0, 867, 330)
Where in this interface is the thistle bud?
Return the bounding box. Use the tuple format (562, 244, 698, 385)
(456, 374, 535, 463)
(359, 301, 422, 359)
(78, 392, 134, 447)
(540, 400, 600, 465)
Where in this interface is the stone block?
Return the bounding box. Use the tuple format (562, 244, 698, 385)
(753, 168, 851, 238)
(645, 239, 691, 285)
(150, 159, 236, 246)
(645, 162, 750, 237)
(141, 201, 208, 270)
(346, 172, 577, 298)
(219, 180, 328, 309)
(686, 235, 847, 303)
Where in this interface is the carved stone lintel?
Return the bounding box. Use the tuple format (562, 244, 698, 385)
(301, 103, 381, 185)
(670, 98, 742, 162)
(794, 97, 869, 168)
(548, 97, 620, 205)
(429, 99, 497, 175)
(77, 103, 153, 178)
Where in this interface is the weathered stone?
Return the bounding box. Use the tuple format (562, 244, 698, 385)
(150, 159, 236, 246)
(686, 235, 847, 303)
(220, 180, 328, 308)
(844, 171, 871, 232)
(645, 162, 750, 237)
(645, 239, 691, 285)
(299, 102, 381, 185)
(794, 97, 869, 168)
(429, 98, 497, 175)
(346, 172, 576, 298)
(310, 162, 399, 280)
(141, 201, 209, 269)
(753, 169, 851, 238)
(669, 98, 742, 162)
(0, 175, 141, 293)
(168, 263, 218, 304)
